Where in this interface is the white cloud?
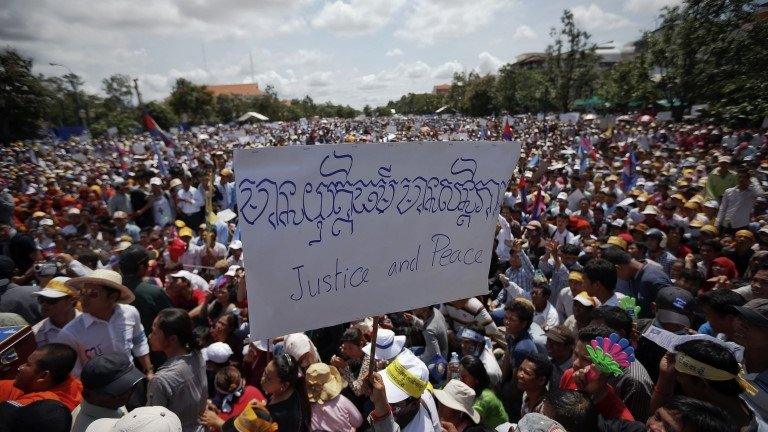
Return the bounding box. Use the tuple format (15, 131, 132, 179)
(357, 74, 387, 91)
(512, 25, 536, 41)
(572, 4, 632, 31)
(385, 48, 403, 57)
(395, 0, 509, 46)
(431, 61, 464, 79)
(282, 49, 327, 67)
(305, 71, 334, 87)
(624, 0, 682, 13)
(311, 0, 406, 35)
(403, 61, 430, 79)
(476, 52, 502, 75)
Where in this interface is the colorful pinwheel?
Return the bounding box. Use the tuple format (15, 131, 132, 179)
(585, 333, 636, 377)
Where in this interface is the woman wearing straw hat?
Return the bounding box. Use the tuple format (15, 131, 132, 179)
(432, 379, 489, 432)
(305, 362, 362, 432)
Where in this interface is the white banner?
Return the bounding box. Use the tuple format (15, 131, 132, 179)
(235, 141, 521, 339)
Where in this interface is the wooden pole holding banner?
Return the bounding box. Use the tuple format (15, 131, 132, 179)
(368, 316, 380, 375)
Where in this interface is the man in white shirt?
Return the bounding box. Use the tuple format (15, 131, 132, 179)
(530, 280, 560, 331)
(717, 169, 762, 231)
(56, 269, 153, 378)
(32, 276, 80, 346)
(176, 176, 204, 228)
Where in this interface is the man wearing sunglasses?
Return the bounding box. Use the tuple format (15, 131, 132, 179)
(31, 276, 80, 347)
(55, 269, 153, 379)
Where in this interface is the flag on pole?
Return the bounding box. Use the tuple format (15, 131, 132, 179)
(502, 119, 513, 141)
(150, 140, 168, 176)
(518, 177, 528, 214)
(142, 112, 175, 148)
(529, 187, 546, 220)
(621, 149, 638, 192)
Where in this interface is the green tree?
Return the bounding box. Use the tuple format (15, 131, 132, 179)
(462, 72, 497, 116)
(494, 65, 552, 113)
(0, 49, 50, 142)
(644, 0, 768, 122)
(168, 78, 215, 124)
(445, 72, 468, 112)
(596, 52, 657, 112)
(102, 74, 133, 110)
(544, 9, 599, 111)
(145, 101, 178, 129)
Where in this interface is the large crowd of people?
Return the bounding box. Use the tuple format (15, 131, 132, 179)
(0, 113, 767, 432)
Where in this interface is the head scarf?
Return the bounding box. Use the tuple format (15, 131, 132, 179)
(712, 256, 738, 279)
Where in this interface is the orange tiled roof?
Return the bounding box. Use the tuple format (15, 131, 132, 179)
(204, 83, 261, 97)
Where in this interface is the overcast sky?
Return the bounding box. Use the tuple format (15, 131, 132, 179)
(1, 0, 680, 108)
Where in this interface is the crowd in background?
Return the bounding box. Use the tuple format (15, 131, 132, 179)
(0, 113, 767, 432)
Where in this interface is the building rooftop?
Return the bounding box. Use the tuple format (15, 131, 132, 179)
(204, 83, 261, 97)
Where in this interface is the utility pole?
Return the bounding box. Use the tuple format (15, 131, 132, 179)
(249, 51, 255, 84)
(202, 43, 209, 76)
(133, 78, 144, 108)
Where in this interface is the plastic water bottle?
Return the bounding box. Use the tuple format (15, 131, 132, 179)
(448, 352, 461, 380)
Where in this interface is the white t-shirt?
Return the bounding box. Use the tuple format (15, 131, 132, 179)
(533, 302, 560, 331)
(55, 304, 149, 376)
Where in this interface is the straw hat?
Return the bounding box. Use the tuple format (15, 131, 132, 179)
(65, 269, 135, 303)
(305, 363, 345, 404)
(432, 379, 481, 423)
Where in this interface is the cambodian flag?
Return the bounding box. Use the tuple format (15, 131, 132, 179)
(529, 187, 546, 221)
(502, 119, 513, 141)
(621, 149, 638, 192)
(142, 112, 175, 148)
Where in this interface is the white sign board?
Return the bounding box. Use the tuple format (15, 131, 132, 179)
(235, 141, 521, 339)
(656, 111, 673, 121)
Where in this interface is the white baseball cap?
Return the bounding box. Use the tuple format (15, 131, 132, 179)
(202, 342, 234, 364)
(39, 218, 54, 227)
(225, 265, 242, 277)
(85, 406, 181, 432)
(149, 177, 162, 186)
(228, 240, 243, 250)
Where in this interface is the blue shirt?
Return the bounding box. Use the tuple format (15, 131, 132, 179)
(506, 331, 538, 368)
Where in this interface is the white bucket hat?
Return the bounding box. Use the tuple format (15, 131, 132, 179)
(380, 350, 429, 403)
(432, 379, 481, 423)
(362, 328, 406, 361)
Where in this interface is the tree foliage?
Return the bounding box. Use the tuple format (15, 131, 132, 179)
(167, 78, 215, 125)
(0, 49, 51, 141)
(644, 0, 768, 122)
(544, 9, 600, 112)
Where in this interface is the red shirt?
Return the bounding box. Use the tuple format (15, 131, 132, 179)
(559, 368, 634, 421)
(218, 385, 266, 423)
(0, 376, 83, 410)
(170, 289, 207, 311)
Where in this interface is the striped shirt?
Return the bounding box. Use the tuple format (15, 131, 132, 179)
(647, 250, 678, 276)
(609, 360, 654, 422)
(505, 251, 535, 293)
(441, 298, 500, 339)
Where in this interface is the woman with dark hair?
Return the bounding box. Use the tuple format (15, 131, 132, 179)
(147, 308, 208, 432)
(459, 355, 508, 429)
(260, 353, 312, 432)
(211, 312, 243, 364)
